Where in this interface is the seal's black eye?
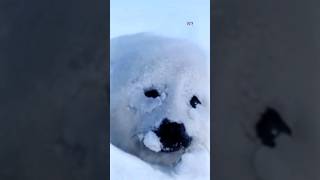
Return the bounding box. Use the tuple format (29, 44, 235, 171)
(190, 95, 201, 108)
(144, 89, 160, 98)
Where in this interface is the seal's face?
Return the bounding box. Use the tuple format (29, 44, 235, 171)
(110, 34, 209, 166)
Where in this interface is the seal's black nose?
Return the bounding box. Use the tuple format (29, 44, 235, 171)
(154, 119, 192, 152)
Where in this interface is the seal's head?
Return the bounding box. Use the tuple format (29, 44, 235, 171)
(110, 33, 210, 166)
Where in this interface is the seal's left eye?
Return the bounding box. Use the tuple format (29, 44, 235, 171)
(144, 89, 160, 98)
(190, 95, 201, 108)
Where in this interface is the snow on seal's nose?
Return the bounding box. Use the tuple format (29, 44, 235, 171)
(154, 119, 192, 152)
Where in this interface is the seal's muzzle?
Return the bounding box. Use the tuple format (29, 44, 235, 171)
(154, 119, 192, 152)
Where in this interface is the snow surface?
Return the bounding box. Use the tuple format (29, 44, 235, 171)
(110, 144, 209, 180)
(110, 144, 169, 180)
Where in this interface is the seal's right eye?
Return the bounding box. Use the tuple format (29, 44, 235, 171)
(190, 95, 201, 108)
(144, 89, 160, 98)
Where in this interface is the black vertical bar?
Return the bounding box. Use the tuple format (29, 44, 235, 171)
(0, 0, 109, 179)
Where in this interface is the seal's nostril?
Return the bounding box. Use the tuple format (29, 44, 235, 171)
(154, 119, 192, 152)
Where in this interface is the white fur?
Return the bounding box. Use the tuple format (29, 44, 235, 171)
(110, 33, 210, 177)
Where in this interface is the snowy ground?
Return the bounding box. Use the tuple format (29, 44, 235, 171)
(110, 144, 209, 180)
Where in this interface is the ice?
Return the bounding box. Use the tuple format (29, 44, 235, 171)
(143, 131, 162, 152)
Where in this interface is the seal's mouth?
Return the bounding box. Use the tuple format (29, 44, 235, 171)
(153, 119, 192, 153)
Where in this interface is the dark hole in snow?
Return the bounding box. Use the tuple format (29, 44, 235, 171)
(144, 89, 160, 98)
(190, 95, 201, 108)
(154, 119, 192, 152)
(255, 107, 292, 148)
